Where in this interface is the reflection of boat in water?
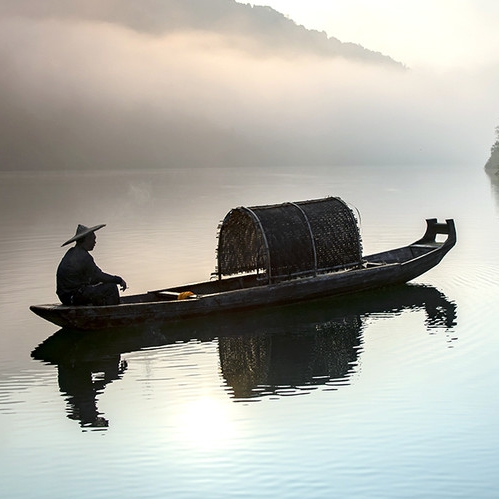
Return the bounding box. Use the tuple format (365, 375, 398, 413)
(218, 283, 457, 399)
(32, 283, 456, 424)
(30, 197, 456, 330)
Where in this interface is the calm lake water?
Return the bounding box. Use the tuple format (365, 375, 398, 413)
(1, 164, 499, 499)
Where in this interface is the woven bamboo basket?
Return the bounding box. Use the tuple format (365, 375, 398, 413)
(216, 197, 362, 283)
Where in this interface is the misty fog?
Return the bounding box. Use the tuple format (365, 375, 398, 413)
(0, 0, 497, 171)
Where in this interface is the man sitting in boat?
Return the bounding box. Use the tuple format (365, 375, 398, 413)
(56, 224, 127, 306)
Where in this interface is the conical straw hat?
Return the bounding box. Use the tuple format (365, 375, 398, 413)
(61, 224, 106, 247)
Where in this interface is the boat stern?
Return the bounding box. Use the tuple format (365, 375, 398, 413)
(412, 218, 456, 250)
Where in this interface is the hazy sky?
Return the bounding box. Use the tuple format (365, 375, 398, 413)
(244, 0, 499, 69)
(1, 0, 498, 171)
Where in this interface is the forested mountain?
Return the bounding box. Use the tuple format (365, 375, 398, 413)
(1, 1, 423, 171)
(0, 0, 402, 67)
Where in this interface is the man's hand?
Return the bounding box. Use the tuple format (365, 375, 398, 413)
(119, 279, 127, 292)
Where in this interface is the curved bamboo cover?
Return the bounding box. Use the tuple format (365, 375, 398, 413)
(216, 197, 362, 282)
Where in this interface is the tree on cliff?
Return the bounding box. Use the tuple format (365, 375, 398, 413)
(485, 126, 499, 170)
(492, 126, 499, 155)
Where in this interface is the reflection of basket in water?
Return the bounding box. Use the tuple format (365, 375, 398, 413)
(218, 314, 362, 399)
(216, 197, 363, 283)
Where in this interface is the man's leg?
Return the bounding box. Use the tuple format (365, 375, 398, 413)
(74, 283, 120, 306)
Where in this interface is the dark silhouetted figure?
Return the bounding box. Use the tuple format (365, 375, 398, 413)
(56, 224, 127, 306)
(58, 356, 128, 429)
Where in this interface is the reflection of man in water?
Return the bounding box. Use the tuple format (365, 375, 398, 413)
(58, 356, 127, 429)
(56, 224, 127, 306)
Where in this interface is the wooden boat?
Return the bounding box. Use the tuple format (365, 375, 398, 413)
(30, 197, 456, 330)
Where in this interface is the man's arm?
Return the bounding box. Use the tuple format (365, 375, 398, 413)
(86, 253, 127, 291)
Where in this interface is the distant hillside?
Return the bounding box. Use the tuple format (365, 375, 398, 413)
(0, 0, 404, 67)
(0, 0, 413, 172)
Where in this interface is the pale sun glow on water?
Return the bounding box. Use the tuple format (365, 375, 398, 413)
(174, 396, 238, 450)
